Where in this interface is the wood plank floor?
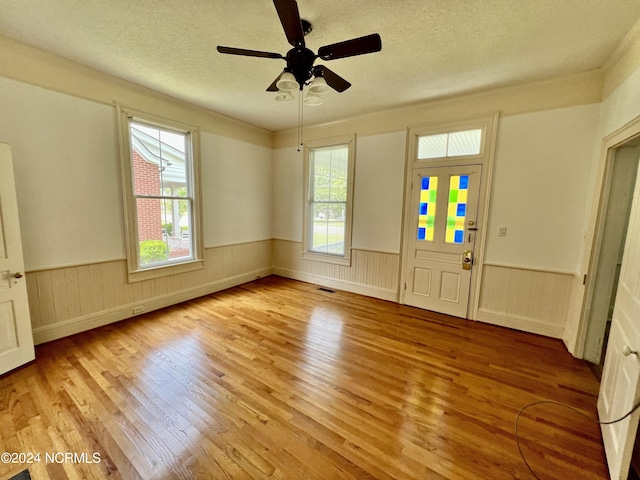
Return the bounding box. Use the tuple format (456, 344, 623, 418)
(0, 276, 608, 479)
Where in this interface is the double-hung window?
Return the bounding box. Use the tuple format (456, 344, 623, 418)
(303, 135, 356, 266)
(118, 106, 203, 282)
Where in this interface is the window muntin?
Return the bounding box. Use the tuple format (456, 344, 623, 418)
(417, 176, 438, 241)
(418, 129, 482, 160)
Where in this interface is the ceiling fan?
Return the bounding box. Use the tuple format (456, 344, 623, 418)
(216, 0, 382, 97)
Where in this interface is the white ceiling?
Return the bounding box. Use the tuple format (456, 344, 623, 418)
(1, 1, 640, 132)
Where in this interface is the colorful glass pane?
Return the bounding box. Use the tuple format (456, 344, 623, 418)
(417, 176, 437, 241)
(445, 175, 469, 244)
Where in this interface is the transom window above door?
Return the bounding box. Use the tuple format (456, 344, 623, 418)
(417, 129, 482, 160)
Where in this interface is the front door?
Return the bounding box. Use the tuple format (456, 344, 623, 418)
(598, 157, 640, 479)
(0, 144, 35, 375)
(404, 165, 482, 318)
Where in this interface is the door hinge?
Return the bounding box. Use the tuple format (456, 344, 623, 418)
(404, 283, 407, 290)
(583, 274, 587, 285)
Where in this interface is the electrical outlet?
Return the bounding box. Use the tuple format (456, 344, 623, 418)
(498, 226, 507, 237)
(132, 306, 145, 314)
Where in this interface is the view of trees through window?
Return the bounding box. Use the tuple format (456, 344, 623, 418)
(309, 144, 348, 255)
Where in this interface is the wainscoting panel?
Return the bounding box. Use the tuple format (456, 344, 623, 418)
(26, 240, 273, 343)
(477, 263, 577, 338)
(26, 244, 578, 344)
(272, 239, 399, 301)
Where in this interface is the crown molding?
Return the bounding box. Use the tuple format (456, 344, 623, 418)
(602, 18, 640, 99)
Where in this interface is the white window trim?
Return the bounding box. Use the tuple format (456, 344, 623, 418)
(302, 134, 356, 267)
(117, 104, 204, 283)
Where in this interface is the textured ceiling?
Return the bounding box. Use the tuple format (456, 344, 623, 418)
(1, 0, 640, 132)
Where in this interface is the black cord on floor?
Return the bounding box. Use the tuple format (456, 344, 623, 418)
(515, 399, 640, 479)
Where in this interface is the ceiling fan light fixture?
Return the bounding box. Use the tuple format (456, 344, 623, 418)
(308, 76, 329, 95)
(217, 1, 381, 148)
(303, 92, 323, 106)
(275, 89, 295, 103)
(276, 72, 299, 92)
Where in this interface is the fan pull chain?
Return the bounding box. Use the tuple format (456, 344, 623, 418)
(297, 89, 303, 152)
(300, 89, 304, 149)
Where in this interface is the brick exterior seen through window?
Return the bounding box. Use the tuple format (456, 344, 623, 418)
(133, 150, 163, 241)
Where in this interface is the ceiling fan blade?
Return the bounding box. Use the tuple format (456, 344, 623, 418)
(317, 65, 351, 93)
(267, 72, 284, 92)
(318, 33, 382, 61)
(217, 46, 284, 59)
(273, 0, 305, 47)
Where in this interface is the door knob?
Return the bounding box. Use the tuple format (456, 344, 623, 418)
(12, 272, 23, 279)
(462, 250, 472, 270)
(623, 345, 638, 357)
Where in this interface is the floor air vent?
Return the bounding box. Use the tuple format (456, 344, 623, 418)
(318, 287, 336, 293)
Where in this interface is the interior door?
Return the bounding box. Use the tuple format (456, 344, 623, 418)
(404, 165, 481, 318)
(598, 159, 640, 479)
(0, 143, 35, 375)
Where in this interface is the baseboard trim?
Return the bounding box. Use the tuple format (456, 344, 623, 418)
(32, 267, 273, 345)
(476, 308, 565, 339)
(273, 267, 398, 302)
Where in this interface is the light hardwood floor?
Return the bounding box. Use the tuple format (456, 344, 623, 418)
(1, 276, 608, 479)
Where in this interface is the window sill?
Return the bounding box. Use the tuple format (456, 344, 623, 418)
(302, 251, 352, 267)
(127, 259, 205, 283)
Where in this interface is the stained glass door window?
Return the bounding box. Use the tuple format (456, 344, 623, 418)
(417, 176, 438, 241)
(445, 175, 469, 244)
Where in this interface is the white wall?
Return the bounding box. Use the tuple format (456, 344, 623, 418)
(0, 76, 273, 271)
(272, 146, 303, 242)
(201, 132, 272, 247)
(0, 77, 124, 270)
(486, 104, 601, 272)
(352, 132, 406, 253)
(600, 66, 640, 137)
